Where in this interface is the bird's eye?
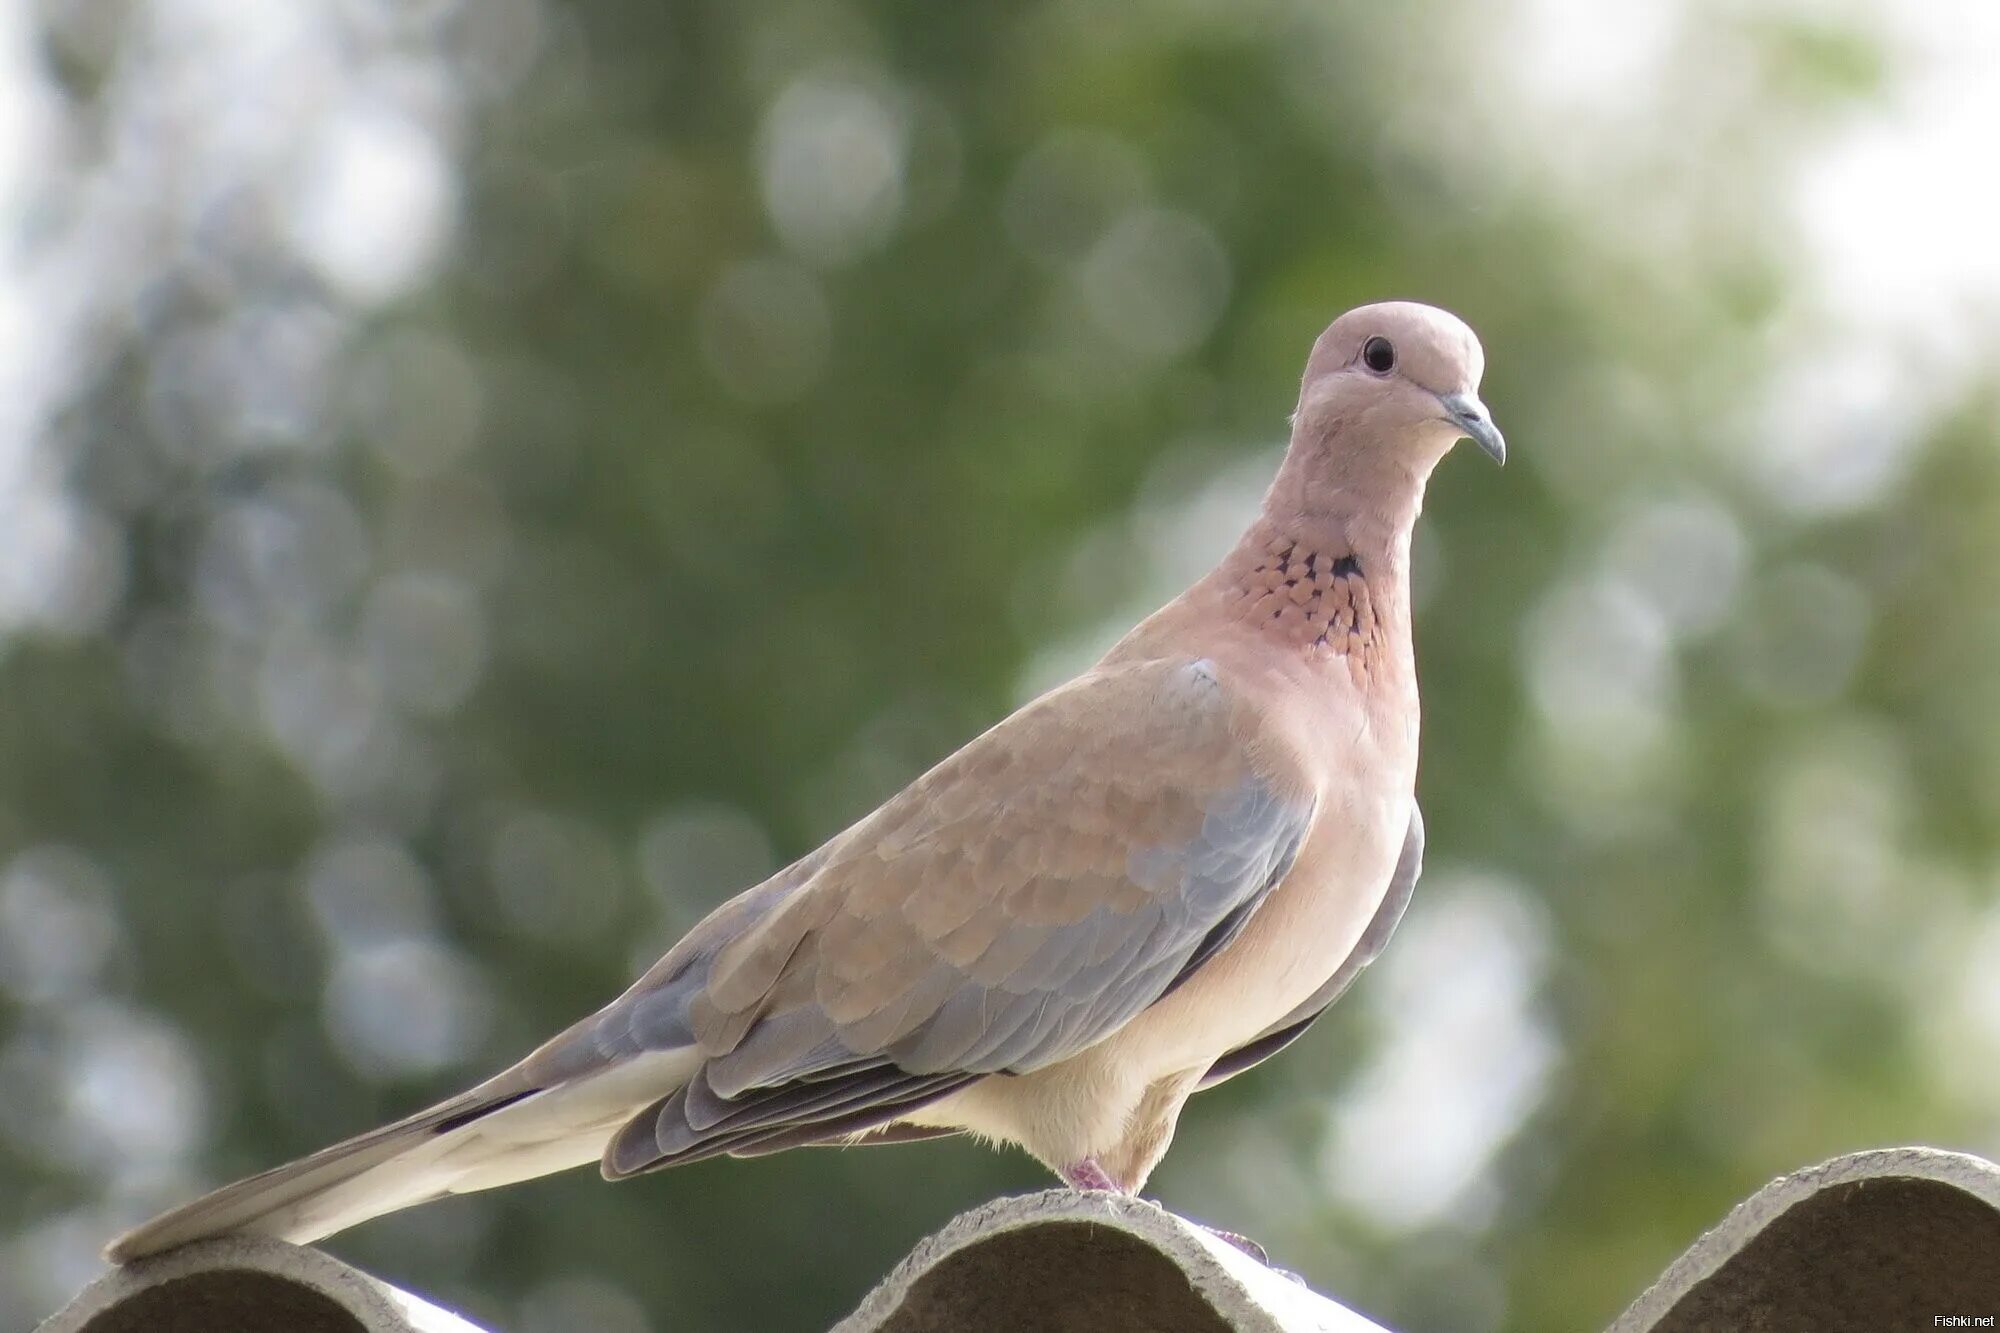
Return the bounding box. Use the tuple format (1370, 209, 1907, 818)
(1362, 336, 1396, 375)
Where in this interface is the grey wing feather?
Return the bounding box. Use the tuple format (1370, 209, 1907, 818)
(1199, 803, 1423, 1088)
(920, 773, 1311, 1077)
(516, 844, 834, 1085)
(602, 771, 1313, 1175)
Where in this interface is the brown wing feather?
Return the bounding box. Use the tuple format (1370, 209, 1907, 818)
(602, 656, 1316, 1177)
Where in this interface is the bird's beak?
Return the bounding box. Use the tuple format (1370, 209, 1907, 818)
(1437, 392, 1505, 465)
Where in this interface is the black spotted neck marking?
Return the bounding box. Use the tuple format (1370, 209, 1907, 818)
(1231, 537, 1385, 665)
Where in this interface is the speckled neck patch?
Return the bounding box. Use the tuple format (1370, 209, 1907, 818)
(1229, 534, 1386, 668)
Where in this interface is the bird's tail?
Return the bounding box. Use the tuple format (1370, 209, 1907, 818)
(105, 1049, 699, 1262)
(104, 1084, 527, 1261)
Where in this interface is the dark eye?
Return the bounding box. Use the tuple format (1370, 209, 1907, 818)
(1362, 336, 1396, 374)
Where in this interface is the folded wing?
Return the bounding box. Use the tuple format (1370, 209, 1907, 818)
(557, 656, 1317, 1176)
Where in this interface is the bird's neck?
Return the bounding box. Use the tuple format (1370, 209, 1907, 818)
(1207, 493, 1419, 678)
(1099, 469, 1426, 684)
(1257, 431, 1429, 574)
(1241, 502, 1415, 579)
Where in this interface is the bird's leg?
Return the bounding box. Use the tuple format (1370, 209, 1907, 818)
(1060, 1160, 1281, 1269)
(1061, 1160, 1277, 1268)
(1058, 1159, 1125, 1192)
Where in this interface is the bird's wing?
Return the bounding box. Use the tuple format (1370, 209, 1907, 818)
(1197, 803, 1422, 1089)
(104, 655, 1322, 1258)
(566, 654, 1318, 1176)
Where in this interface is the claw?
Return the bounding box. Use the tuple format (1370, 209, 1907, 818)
(1200, 1225, 1270, 1265)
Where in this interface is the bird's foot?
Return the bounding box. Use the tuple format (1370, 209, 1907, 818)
(1201, 1225, 1308, 1281)
(1192, 1224, 1304, 1280)
(1058, 1159, 1125, 1192)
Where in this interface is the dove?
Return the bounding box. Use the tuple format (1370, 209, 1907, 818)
(107, 300, 1504, 1262)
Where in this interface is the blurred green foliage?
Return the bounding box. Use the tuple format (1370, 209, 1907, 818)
(5, 2, 1999, 1331)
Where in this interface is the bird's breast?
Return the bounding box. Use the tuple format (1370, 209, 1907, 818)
(1102, 704, 1415, 1079)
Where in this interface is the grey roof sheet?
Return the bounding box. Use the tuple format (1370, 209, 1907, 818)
(39, 1147, 2000, 1333)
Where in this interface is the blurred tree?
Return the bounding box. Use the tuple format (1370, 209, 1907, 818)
(3, 1, 1997, 1331)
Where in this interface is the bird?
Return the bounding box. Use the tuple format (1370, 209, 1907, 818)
(107, 300, 1504, 1263)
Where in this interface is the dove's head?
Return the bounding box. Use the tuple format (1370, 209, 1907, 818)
(1292, 301, 1504, 478)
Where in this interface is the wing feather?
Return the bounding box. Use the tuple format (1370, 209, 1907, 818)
(593, 656, 1315, 1177)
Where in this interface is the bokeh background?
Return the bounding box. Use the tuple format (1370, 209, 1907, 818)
(5, 1, 2000, 1329)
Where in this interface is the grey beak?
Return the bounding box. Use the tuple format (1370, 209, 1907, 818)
(1438, 392, 1505, 465)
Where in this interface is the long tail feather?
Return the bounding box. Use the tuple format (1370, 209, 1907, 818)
(105, 1086, 518, 1261)
(105, 1047, 700, 1262)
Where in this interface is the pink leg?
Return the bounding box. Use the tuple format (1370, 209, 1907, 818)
(1058, 1159, 1125, 1192)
